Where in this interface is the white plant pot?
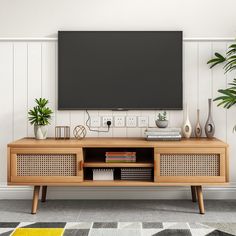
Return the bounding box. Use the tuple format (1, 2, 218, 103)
(156, 120, 168, 128)
(34, 125, 48, 140)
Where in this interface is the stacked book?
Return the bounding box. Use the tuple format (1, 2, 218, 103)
(105, 152, 136, 163)
(121, 168, 152, 181)
(145, 128, 182, 141)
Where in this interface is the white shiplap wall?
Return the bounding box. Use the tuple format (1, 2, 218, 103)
(1, 38, 236, 199)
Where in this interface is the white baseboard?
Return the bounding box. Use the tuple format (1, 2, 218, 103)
(1, 185, 236, 200)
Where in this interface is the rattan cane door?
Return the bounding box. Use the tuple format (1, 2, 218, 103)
(10, 148, 84, 184)
(154, 148, 226, 183)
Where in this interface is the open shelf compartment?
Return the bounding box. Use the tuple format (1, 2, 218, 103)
(83, 147, 154, 182)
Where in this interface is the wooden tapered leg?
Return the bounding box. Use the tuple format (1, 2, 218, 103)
(191, 186, 197, 202)
(31, 186, 40, 214)
(196, 186, 205, 214)
(41, 186, 47, 202)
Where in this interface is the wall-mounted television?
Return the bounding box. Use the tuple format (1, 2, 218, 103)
(58, 31, 182, 110)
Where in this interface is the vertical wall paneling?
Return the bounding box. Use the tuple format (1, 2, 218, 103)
(42, 42, 56, 137)
(184, 42, 198, 136)
(198, 42, 212, 136)
(212, 42, 227, 141)
(13, 43, 28, 139)
(169, 110, 183, 128)
(55, 41, 71, 128)
(0, 43, 13, 183)
(27, 43, 42, 137)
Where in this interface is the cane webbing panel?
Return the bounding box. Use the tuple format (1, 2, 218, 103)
(16, 154, 76, 176)
(160, 153, 220, 176)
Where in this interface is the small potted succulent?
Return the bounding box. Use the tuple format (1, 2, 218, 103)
(156, 111, 168, 128)
(28, 98, 53, 139)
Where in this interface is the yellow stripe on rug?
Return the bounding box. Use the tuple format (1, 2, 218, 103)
(12, 228, 64, 236)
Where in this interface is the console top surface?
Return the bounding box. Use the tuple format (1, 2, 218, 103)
(8, 137, 228, 148)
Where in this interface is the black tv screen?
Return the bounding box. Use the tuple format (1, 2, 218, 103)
(58, 31, 182, 110)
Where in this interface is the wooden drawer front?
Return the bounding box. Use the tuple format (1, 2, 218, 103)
(10, 148, 83, 184)
(154, 148, 226, 183)
(160, 153, 220, 177)
(16, 154, 77, 176)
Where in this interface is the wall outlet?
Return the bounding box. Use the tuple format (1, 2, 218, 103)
(138, 116, 149, 127)
(126, 116, 137, 127)
(102, 116, 113, 127)
(90, 116, 101, 128)
(114, 116, 125, 127)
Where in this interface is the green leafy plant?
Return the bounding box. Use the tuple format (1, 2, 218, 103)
(207, 43, 236, 132)
(157, 111, 167, 121)
(28, 98, 53, 126)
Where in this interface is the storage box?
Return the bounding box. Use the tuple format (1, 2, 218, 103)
(93, 169, 114, 181)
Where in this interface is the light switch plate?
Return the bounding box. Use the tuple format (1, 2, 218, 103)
(126, 116, 137, 127)
(90, 116, 101, 127)
(138, 116, 149, 127)
(114, 116, 125, 127)
(102, 116, 113, 127)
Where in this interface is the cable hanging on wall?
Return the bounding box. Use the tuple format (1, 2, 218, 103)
(85, 110, 111, 133)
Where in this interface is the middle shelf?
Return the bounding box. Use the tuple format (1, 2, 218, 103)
(83, 162, 154, 168)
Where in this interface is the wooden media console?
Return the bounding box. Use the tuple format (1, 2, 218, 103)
(7, 138, 229, 214)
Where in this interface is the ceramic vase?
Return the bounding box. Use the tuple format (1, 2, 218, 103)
(182, 103, 192, 138)
(205, 98, 215, 138)
(194, 109, 202, 138)
(34, 125, 48, 140)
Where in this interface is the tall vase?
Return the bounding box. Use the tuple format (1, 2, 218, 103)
(205, 98, 215, 138)
(182, 103, 192, 138)
(194, 109, 202, 138)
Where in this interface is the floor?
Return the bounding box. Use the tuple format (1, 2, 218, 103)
(1, 200, 236, 222)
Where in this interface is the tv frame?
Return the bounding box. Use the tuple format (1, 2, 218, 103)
(58, 31, 183, 111)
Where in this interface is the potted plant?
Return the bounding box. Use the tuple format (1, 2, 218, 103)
(207, 43, 236, 131)
(156, 111, 168, 128)
(28, 98, 53, 139)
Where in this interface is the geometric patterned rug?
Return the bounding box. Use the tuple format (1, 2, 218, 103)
(0, 222, 236, 236)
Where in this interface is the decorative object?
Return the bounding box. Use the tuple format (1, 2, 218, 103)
(182, 103, 192, 138)
(204, 99, 215, 138)
(55, 126, 70, 139)
(28, 98, 53, 140)
(156, 111, 168, 128)
(93, 169, 114, 181)
(194, 109, 202, 138)
(208, 42, 236, 131)
(73, 125, 87, 139)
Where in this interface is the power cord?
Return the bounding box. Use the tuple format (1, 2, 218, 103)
(85, 110, 111, 133)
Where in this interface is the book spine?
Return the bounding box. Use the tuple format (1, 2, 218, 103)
(105, 152, 136, 156)
(145, 132, 181, 136)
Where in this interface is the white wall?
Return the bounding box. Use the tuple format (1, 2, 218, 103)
(1, 0, 236, 199)
(0, 0, 236, 38)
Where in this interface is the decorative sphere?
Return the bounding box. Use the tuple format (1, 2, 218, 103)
(73, 125, 87, 139)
